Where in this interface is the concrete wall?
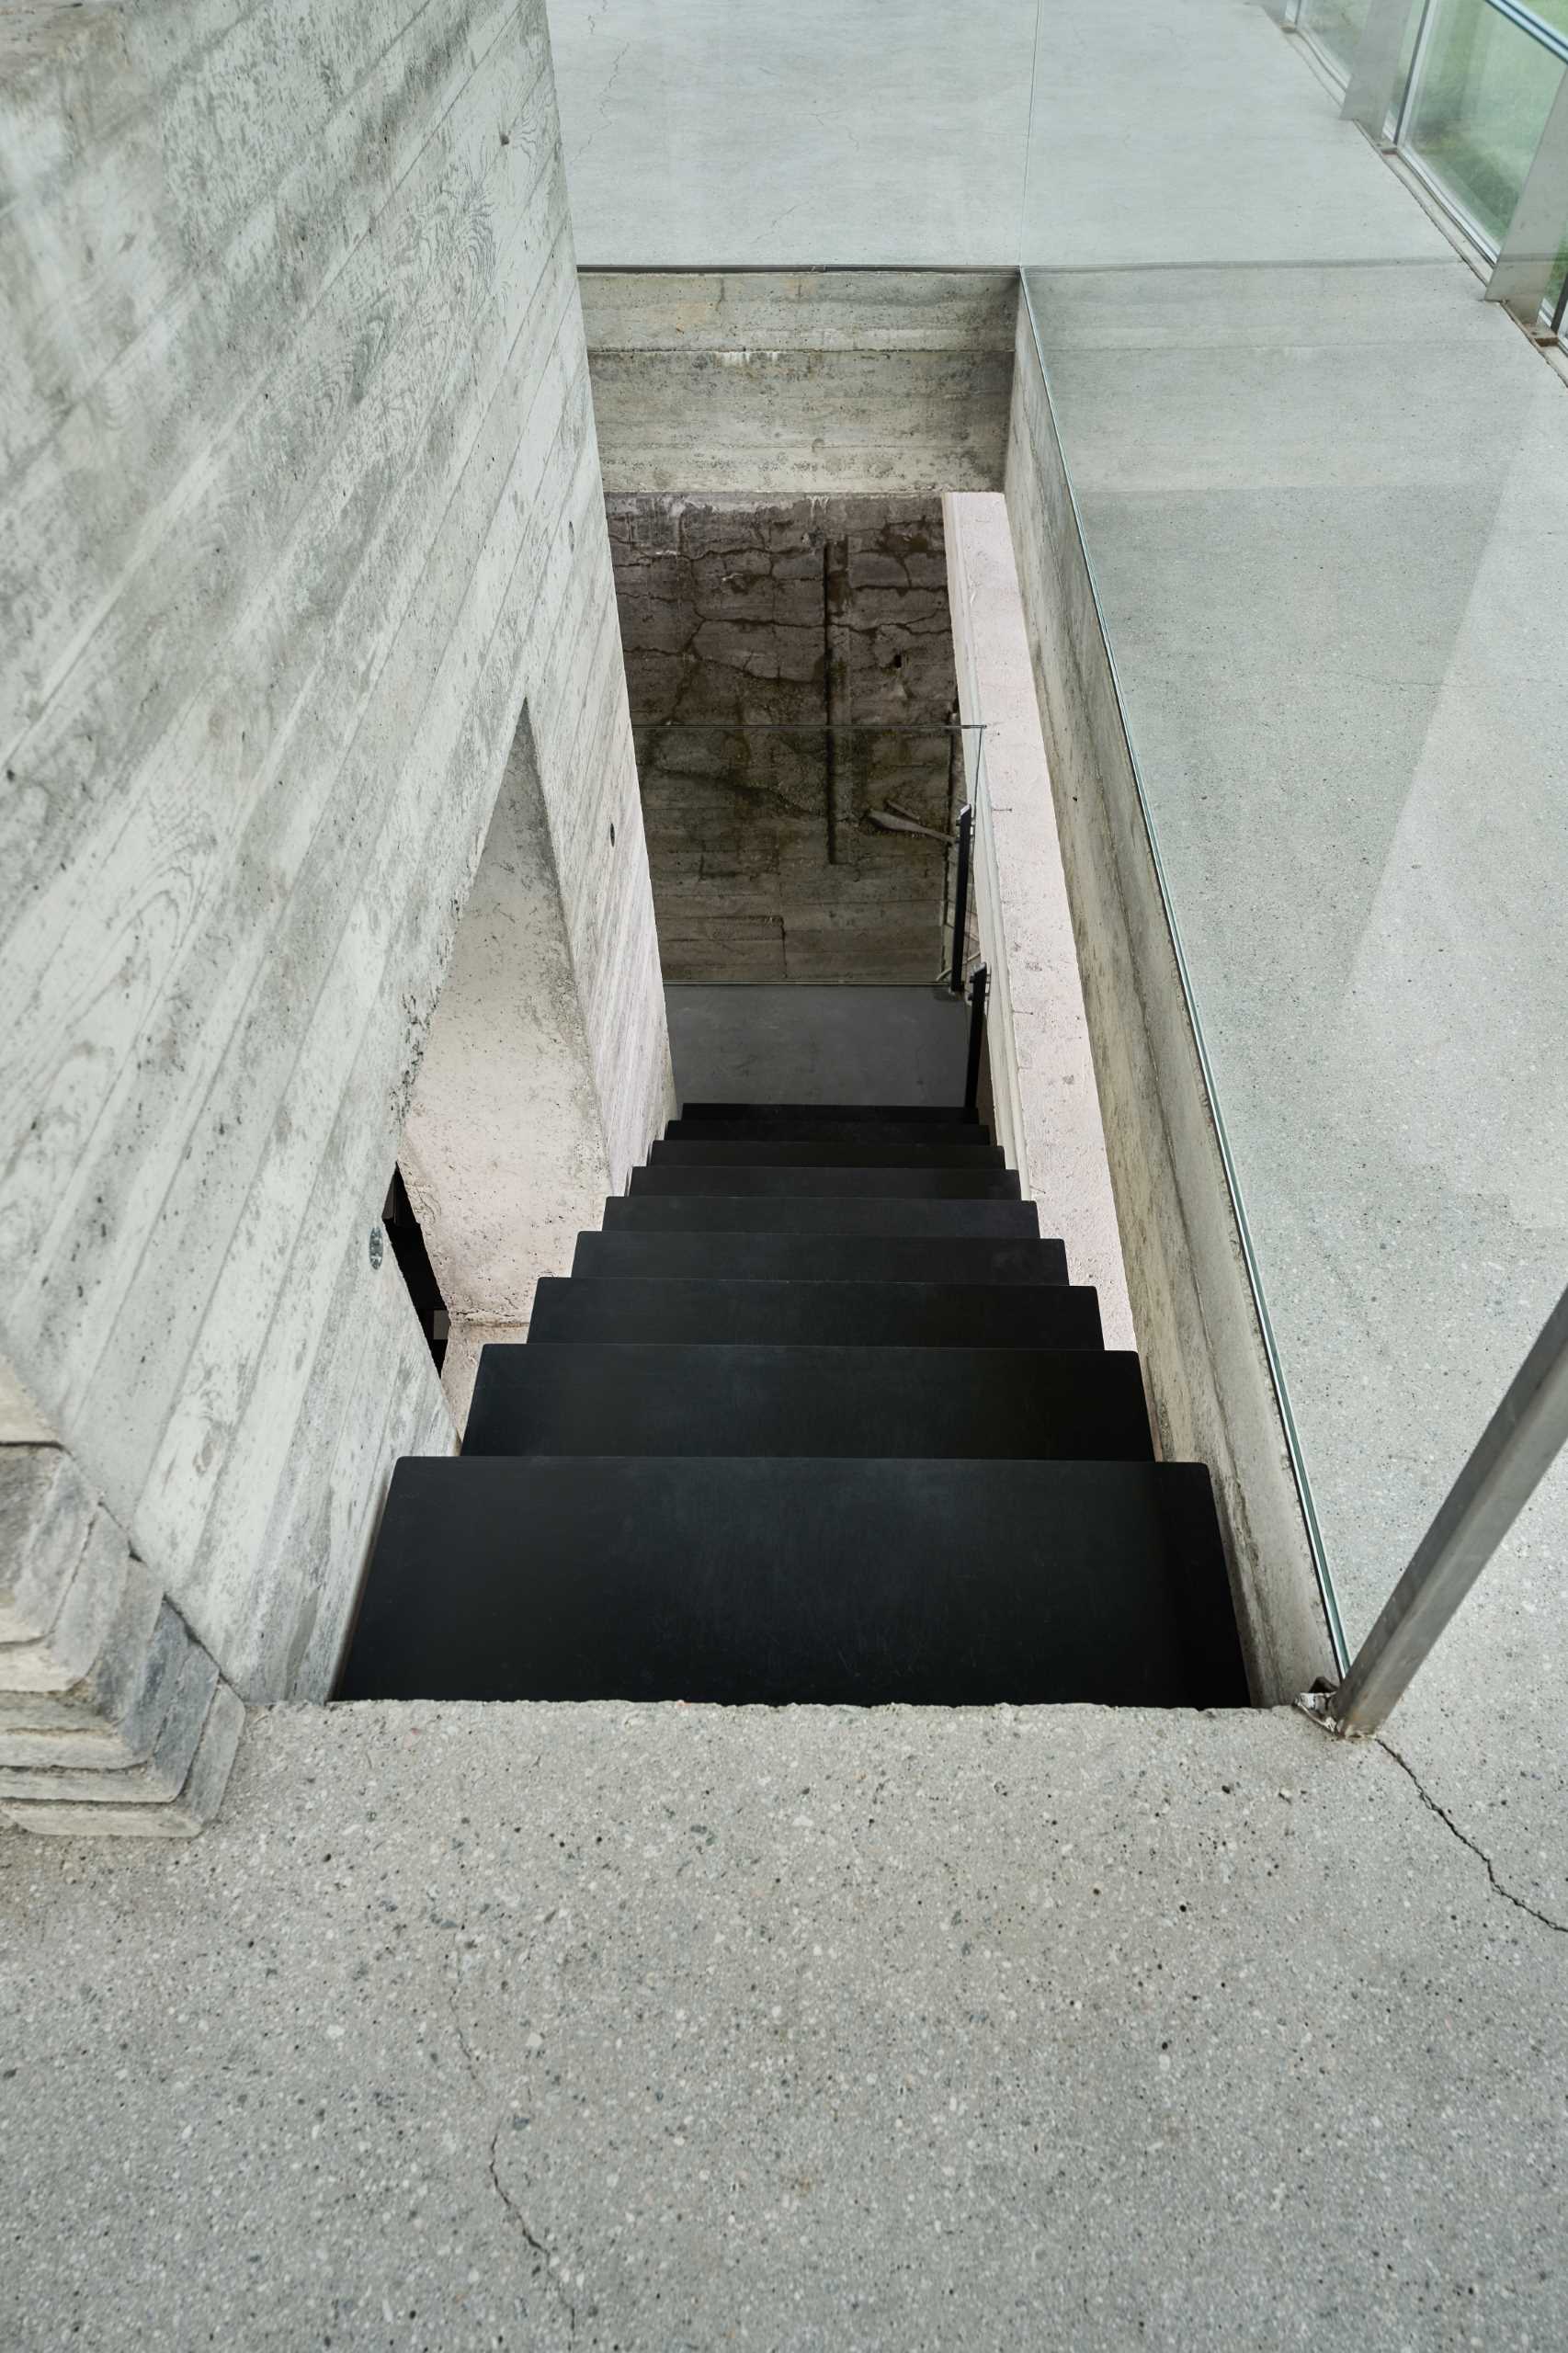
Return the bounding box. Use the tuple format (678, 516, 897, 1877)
(1003, 304, 1337, 1704)
(582, 271, 1017, 494)
(399, 708, 653, 1430)
(610, 494, 960, 983)
(0, 0, 670, 1700)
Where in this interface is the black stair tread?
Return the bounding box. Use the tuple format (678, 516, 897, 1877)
(681, 1102, 980, 1122)
(650, 1140, 1006, 1168)
(629, 1166, 1022, 1199)
(337, 1456, 1247, 1708)
(528, 1277, 1105, 1348)
(572, 1232, 1070, 1284)
(665, 1119, 992, 1145)
(603, 1197, 1041, 1237)
(463, 1342, 1152, 1461)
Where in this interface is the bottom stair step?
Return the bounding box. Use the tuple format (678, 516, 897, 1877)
(336, 1456, 1247, 1708)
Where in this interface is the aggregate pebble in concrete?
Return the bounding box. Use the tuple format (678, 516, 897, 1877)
(2, 1701, 1565, 2350)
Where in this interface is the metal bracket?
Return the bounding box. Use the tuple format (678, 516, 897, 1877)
(1340, 0, 1419, 136)
(1292, 1686, 1374, 1739)
(1485, 62, 1568, 325)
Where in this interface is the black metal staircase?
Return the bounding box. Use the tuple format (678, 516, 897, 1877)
(338, 1104, 1248, 1710)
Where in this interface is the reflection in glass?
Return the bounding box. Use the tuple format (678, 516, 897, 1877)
(1404, 0, 1568, 260)
(1299, 0, 1374, 78)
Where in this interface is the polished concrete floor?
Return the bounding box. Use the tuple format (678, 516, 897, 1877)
(6, 1700, 1566, 2349)
(549, 0, 1442, 270)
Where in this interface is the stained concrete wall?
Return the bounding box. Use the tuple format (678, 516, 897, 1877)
(582, 271, 1017, 494)
(0, 0, 670, 1699)
(1003, 303, 1336, 1704)
(609, 494, 960, 983)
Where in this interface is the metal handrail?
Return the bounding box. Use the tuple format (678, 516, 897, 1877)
(949, 805, 973, 997)
(1483, 0, 1568, 74)
(1303, 1280, 1568, 1736)
(963, 964, 989, 1116)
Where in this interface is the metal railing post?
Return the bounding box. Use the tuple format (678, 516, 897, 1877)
(1308, 1280, 1568, 1737)
(1485, 61, 1568, 324)
(963, 963, 989, 1115)
(949, 805, 973, 996)
(1341, 0, 1420, 135)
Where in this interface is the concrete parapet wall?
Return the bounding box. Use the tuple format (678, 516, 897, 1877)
(582, 269, 1017, 494)
(0, 0, 669, 1701)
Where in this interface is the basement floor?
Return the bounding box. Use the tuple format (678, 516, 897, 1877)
(4, 1700, 1565, 2349)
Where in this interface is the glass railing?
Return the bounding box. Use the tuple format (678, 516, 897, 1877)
(1016, 0, 1568, 1704)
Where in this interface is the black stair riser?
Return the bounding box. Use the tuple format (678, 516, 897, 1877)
(338, 1456, 1247, 1709)
(463, 1343, 1153, 1461)
(629, 1167, 1022, 1199)
(603, 1197, 1041, 1237)
(665, 1120, 994, 1145)
(571, 1233, 1070, 1285)
(650, 1140, 1006, 1169)
(681, 1103, 980, 1123)
(528, 1277, 1105, 1349)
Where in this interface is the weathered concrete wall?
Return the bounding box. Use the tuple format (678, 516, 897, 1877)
(610, 494, 960, 983)
(1003, 304, 1336, 1704)
(944, 494, 1134, 1352)
(0, 0, 670, 1700)
(583, 271, 1017, 494)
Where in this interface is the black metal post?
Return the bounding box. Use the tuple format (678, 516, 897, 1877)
(949, 804, 973, 994)
(963, 962, 989, 1115)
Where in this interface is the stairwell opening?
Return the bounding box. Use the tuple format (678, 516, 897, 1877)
(335, 268, 1336, 1715)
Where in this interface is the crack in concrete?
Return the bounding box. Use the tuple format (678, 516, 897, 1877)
(1379, 1738, 1568, 1937)
(443, 1937, 485, 2092)
(487, 2118, 578, 2338)
(574, 40, 631, 167)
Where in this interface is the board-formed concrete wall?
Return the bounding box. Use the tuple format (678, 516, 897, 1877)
(0, 0, 670, 1700)
(582, 271, 1017, 494)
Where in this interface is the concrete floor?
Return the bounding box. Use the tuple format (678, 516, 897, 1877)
(666, 985, 970, 1109)
(548, 0, 1038, 266)
(4, 1699, 1565, 2349)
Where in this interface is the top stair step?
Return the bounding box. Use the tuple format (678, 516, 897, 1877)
(338, 1455, 1248, 1709)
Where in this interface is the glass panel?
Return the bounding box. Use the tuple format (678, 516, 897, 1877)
(1017, 0, 1568, 1703)
(1299, 0, 1374, 78)
(1404, 0, 1568, 246)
